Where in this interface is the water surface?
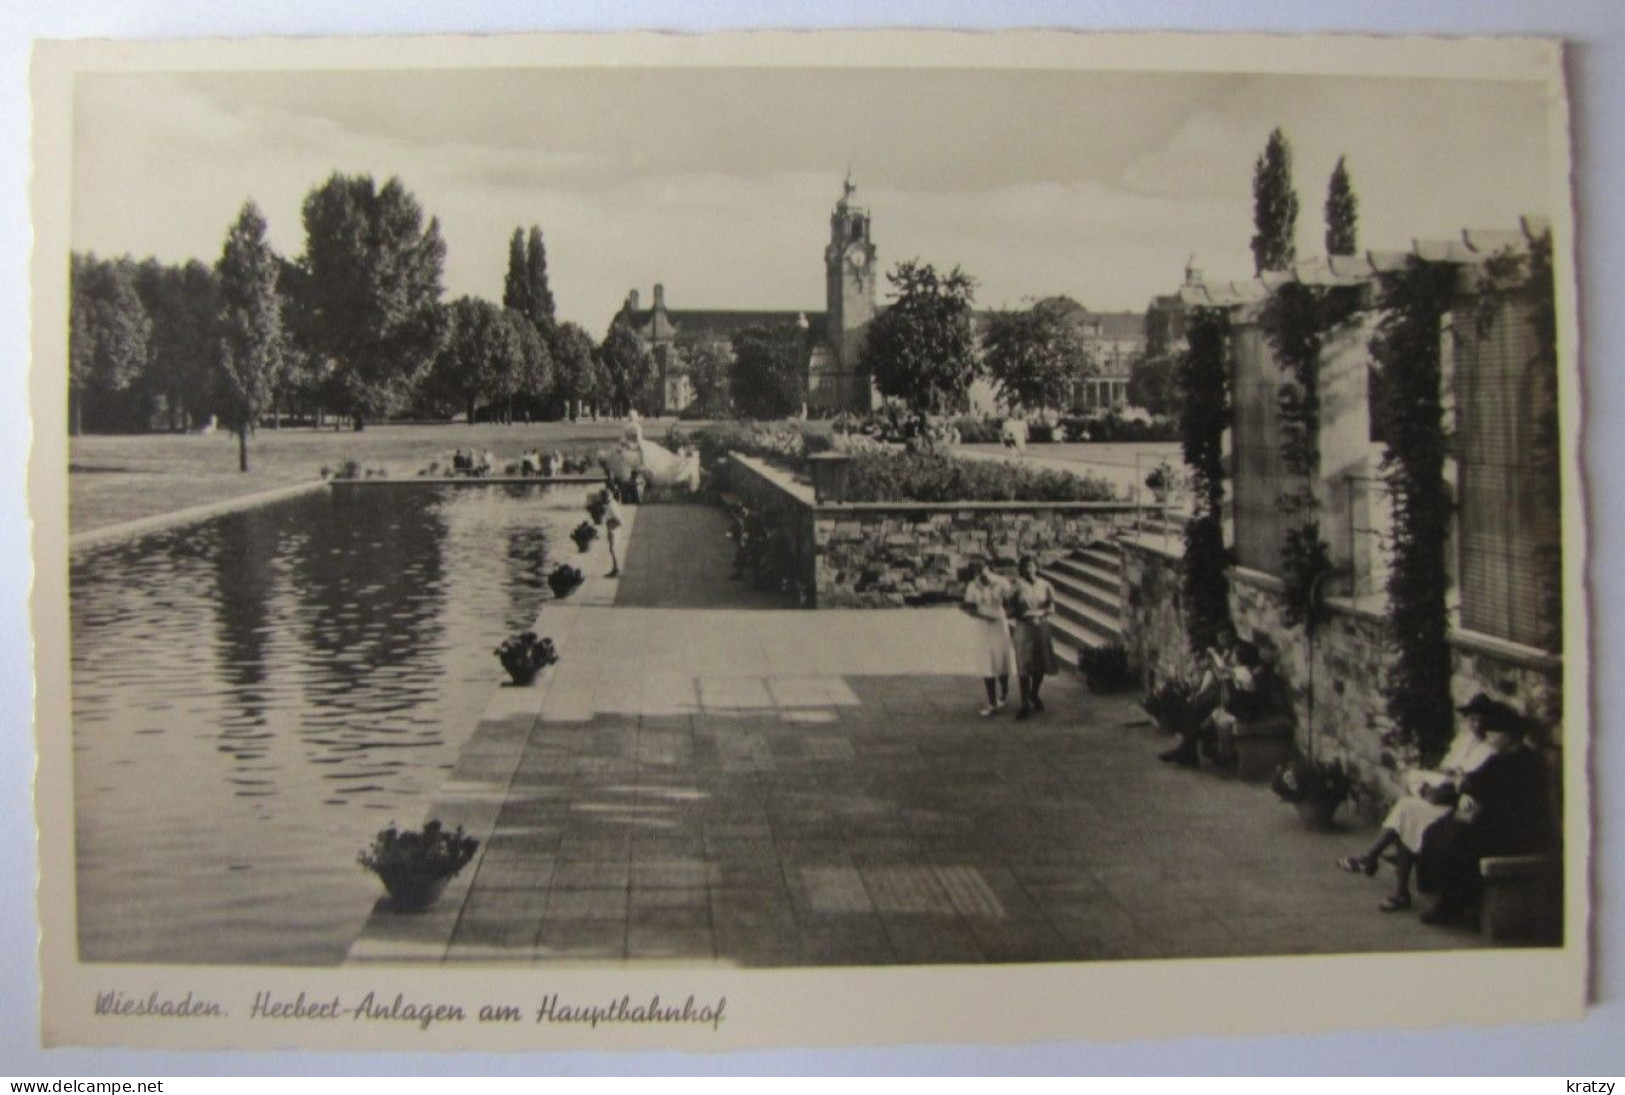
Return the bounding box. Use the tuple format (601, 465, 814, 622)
(70, 483, 588, 965)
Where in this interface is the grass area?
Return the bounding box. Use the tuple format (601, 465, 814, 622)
(67, 419, 638, 532)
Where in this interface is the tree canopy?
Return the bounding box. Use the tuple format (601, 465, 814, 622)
(861, 260, 978, 413)
(684, 343, 733, 418)
(730, 325, 808, 419)
(69, 253, 151, 435)
(215, 201, 289, 471)
(598, 322, 657, 418)
(980, 296, 1094, 414)
(1251, 128, 1300, 276)
(550, 321, 599, 418)
(297, 173, 446, 428)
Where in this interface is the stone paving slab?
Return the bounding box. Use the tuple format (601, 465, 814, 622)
(348, 503, 1493, 967)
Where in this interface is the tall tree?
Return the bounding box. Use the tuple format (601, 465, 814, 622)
(861, 260, 979, 413)
(550, 321, 599, 420)
(1251, 127, 1300, 275)
(980, 296, 1094, 415)
(684, 343, 733, 417)
(133, 259, 220, 431)
(297, 173, 446, 429)
(730, 325, 808, 419)
(69, 253, 151, 435)
(426, 297, 508, 423)
(215, 201, 288, 472)
(508, 307, 552, 422)
(503, 226, 557, 334)
(598, 322, 657, 418)
(1126, 353, 1177, 417)
(1324, 155, 1359, 257)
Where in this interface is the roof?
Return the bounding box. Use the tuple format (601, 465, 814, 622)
(620, 308, 830, 344)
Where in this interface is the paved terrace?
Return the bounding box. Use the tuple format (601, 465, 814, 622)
(348, 503, 1481, 966)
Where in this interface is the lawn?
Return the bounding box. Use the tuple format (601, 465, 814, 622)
(66, 419, 638, 532)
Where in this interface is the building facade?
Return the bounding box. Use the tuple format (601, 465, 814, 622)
(610, 178, 879, 415)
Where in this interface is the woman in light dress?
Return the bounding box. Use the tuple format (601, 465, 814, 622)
(1009, 554, 1059, 719)
(1337, 692, 1504, 912)
(962, 558, 1016, 717)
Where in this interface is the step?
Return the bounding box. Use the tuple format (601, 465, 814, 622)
(1045, 567, 1121, 617)
(1052, 588, 1122, 645)
(1076, 545, 1125, 574)
(1047, 555, 1122, 594)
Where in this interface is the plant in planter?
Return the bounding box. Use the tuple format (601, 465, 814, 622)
(1270, 756, 1354, 830)
(1144, 461, 1174, 502)
(586, 490, 611, 525)
(494, 631, 559, 686)
(357, 819, 479, 912)
(547, 564, 584, 599)
(570, 520, 599, 553)
(1078, 643, 1137, 694)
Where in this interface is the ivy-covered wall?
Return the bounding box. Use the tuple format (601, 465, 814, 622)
(1120, 539, 1563, 821)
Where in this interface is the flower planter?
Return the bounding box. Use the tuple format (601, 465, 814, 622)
(505, 664, 541, 686)
(1294, 795, 1342, 830)
(375, 870, 451, 913)
(808, 452, 853, 504)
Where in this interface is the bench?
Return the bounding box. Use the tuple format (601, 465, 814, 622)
(1477, 745, 1564, 945)
(1479, 852, 1562, 944)
(1229, 715, 1296, 782)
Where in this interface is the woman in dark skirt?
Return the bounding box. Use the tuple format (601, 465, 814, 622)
(1010, 554, 1059, 719)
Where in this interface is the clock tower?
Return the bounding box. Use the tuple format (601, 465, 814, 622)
(824, 174, 877, 411)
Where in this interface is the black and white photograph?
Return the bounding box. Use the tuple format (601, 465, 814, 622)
(28, 29, 1589, 1051)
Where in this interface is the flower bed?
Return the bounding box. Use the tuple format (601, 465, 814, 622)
(681, 420, 1114, 504)
(843, 451, 1115, 503)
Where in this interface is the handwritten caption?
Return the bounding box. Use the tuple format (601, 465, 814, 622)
(93, 988, 728, 1033)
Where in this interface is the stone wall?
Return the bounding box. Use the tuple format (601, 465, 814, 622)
(723, 454, 818, 599)
(728, 454, 1147, 608)
(1120, 539, 1565, 819)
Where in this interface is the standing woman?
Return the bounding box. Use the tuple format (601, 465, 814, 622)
(962, 558, 1016, 717)
(1010, 554, 1059, 719)
(603, 485, 625, 578)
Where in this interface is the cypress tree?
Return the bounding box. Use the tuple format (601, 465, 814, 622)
(1324, 155, 1358, 257)
(1251, 127, 1299, 275)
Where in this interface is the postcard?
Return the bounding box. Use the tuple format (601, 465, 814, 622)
(30, 29, 1587, 1051)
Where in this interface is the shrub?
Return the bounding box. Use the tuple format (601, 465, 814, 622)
(1078, 643, 1137, 693)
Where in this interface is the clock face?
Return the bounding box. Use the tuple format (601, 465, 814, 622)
(846, 244, 868, 269)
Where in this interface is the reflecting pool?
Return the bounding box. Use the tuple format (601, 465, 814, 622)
(70, 483, 588, 965)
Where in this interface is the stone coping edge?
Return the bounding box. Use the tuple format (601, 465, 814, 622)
(329, 475, 607, 487)
(69, 479, 329, 553)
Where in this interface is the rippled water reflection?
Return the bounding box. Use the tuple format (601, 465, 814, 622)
(71, 483, 589, 965)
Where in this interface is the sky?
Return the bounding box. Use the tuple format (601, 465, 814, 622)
(69, 65, 1557, 329)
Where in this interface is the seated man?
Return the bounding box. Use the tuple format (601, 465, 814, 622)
(1158, 628, 1246, 767)
(1338, 692, 1502, 913)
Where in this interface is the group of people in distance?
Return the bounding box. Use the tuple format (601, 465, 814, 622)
(1338, 691, 1551, 927)
(961, 555, 1059, 719)
(450, 448, 496, 476)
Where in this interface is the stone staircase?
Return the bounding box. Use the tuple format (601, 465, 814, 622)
(1041, 542, 1125, 666)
